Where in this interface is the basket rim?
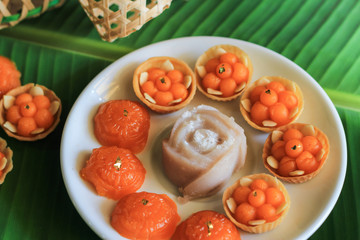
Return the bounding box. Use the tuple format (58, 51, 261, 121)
(1, 0, 62, 24)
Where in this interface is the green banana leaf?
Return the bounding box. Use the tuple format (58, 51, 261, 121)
(0, 0, 359, 239)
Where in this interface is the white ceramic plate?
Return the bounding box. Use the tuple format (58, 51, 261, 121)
(60, 36, 347, 240)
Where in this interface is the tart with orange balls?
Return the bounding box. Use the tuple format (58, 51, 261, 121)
(133, 56, 196, 113)
(0, 137, 13, 184)
(0, 83, 61, 141)
(263, 123, 329, 183)
(222, 173, 290, 234)
(240, 76, 304, 132)
(195, 44, 253, 101)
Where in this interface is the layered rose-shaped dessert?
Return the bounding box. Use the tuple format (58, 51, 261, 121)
(162, 105, 247, 201)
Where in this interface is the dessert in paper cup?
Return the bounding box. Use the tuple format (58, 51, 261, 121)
(133, 56, 196, 113)
(0, 83, 61, 141)
(263, 123, 330, 183)
(222, 173, 290, 233)
(0, 137, 13, 184)
(195, 44, 253, 101)
(240, 76, 304, 132)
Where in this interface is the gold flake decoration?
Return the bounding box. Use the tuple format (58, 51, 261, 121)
(114, 157, 122, 170)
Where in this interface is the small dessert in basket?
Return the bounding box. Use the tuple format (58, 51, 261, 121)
(263, 123, 329, 183)
(195, 44, 253, 101)
(240, 76, 303, 132)
(0, 83, 61, 141)
(133, 56, 196, 113)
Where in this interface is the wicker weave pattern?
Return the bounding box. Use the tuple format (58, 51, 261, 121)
(0, 0, 65, 29)
(79, 0, 172, 42)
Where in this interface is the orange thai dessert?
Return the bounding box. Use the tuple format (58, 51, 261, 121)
(0, 56, 21, 98)
(263, 123, 329, 183)
(171, 210, 241, 240)
(111, 191, 180, 240)
(195, 44, 253, 101)
(133, 56, 196, 113)
(0, 137, 13, 184)
(80, 146, 146, 200)
(93, 100, 150, 154)
(0, 83, 61, 141)
(223, 173, 290, 233)
(240, 76, 303, 132)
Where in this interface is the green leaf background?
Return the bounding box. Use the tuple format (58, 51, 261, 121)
(0, 0, 359, 239)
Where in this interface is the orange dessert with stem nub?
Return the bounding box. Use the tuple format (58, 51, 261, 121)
(80, 146, 146, 200)
(133, 56, 196, 113)
(195, 44, 253, 101)
(0, 83, 61, 141)
(263, 123, 329, 183)
(171, 210, 241, 240)
(240, 76, 303, 132)
(111, 191, 180, 240)
(223, 173, 290, 233)
(93, 99, 150, 154)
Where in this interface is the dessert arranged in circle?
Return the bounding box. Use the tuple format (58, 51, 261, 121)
(80, 146, 146, 200)
(0, 137, 13, 185)
(111, 191, 180, 240)
(222, 174, 290, 234)
(240, 76, 303, 132)
(0, 83, 61, 141)
(133, 56, 196, 113)
(172, 210, 241, 240)
(195, 44, 253, 101)
(263, 123, 329, 183)
(93, 99, 150, 154)
(162, 105, 247, 201)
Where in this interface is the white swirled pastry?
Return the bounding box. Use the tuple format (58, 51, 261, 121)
(162, 105, 247, 201)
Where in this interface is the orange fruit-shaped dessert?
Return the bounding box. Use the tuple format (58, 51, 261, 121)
(223, 173, 290, 233)
(172, 210, 241, 240)
(263, 123, 329, 183)
(80, 146, 146, 200)
(240, 76, 303, 132)
(0, 83, 61, 141)
(133, 56, 196, 113)
(111, 191, 180, 240)
(94, 100, 150, 154)
(0, 137, 13, 184)
(195, 44, 253, 101)
(0, 56, 21, 98)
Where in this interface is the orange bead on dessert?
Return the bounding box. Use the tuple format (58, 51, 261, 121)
(0, 83, 61, 141)
(0, 56, 21, 98)
(133, 56, 196, 113)
(263, 123, 329, 183)
(172, 210, 241, 240)
(0, 137, 13, 185)
(93, 100, 150, 154)
(240, 76, 303, 132)
(80, 146, 146, 200)
(111, 191, 180, 240)
(222, 173, 290, 233)
(195, 44, 253, 101)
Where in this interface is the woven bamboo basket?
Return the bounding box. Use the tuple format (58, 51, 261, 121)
(0, 0, 66, 29)
(79, 0, 172, 42)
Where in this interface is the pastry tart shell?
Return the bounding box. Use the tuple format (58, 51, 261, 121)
(0, 83, 62, 141)
(195, 44, 253, 101)
(133, 56, 196, 114)
(240, 76, 304, 132)
(0, 137, 13, 184)
(263, 123, 330, 183)
(222, 173, 290, 233)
